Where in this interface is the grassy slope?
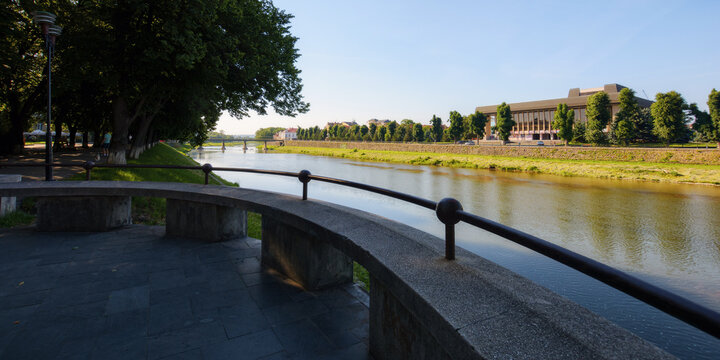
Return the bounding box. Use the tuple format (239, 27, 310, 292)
(272, 146, 720, 185)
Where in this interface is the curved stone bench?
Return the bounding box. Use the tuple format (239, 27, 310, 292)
(0, 181, 674, 359)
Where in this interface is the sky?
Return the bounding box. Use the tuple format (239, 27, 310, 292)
(215, 0, 720, 135)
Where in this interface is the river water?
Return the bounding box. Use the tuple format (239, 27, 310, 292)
(190, 145, 720, 359)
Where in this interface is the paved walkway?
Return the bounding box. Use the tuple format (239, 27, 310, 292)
(0, 225, 371, 359)
(0, 145, 101, 181)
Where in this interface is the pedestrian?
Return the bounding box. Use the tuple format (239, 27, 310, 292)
(102, 132, 111, 157)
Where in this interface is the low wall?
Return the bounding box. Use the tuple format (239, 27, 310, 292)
(286, 140, 720, 165)
(0, 181, 675, 359)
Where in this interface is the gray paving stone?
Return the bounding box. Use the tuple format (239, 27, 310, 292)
(203, 329, 283, 360)
(106, 285, 150, 314)
(272, 319, 334, 356)
(0, 227, 370, 360)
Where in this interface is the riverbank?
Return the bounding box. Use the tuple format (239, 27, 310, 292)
(272, 145, 720, 185)
(286, 140, 720, 165)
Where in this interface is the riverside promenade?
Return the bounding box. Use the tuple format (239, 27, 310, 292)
(0, 225, 370, 359)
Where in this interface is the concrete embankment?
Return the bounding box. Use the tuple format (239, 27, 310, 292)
(286, 140, 720, 165)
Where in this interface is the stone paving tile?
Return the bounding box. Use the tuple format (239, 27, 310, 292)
(0, 226, 371, 360)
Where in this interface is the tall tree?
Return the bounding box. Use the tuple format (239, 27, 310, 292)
(387, 121, 398, 140)
(430, 115, 442, 142)
(413, 123, 424, 142)
(585, 91, 611, 145)
(466, 111, 487, 142)
(0, 1, 49, 154)
(686, 103, 712, 141)
(651, 91, 686, 146)
(495, 102, 515, 143)
(377, 126, 387, 142)
(611, 88, 640, 145)
(551, 103, 574, 146)
(448, 111, 464, 142)
(708, 89, 720, 148)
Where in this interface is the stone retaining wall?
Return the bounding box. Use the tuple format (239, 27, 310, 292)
(286, 140, 720, 165)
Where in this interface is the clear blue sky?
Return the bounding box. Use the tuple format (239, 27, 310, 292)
(216, 0, 720, 135)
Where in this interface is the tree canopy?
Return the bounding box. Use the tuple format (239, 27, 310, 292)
(551, 103, 574, 145)
(651, 91, 686, 145)
(495, 102, 514, 143)
(448, 111, 464, 141)
(430, 115, 443, 142)
(465, 111, 487, 141)
(708, 89, 720, 147)
(585, 91, 611, 145)
(2, 1, 309, 160)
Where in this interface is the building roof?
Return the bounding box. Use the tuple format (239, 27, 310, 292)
(476, 84, 652, 114)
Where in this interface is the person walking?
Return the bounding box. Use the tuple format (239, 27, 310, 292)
(102, 133, 111, 157)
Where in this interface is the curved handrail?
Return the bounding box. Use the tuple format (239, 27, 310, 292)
(1, 160, 719, 339)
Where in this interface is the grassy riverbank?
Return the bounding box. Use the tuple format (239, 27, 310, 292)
(272, 146, 720, 185)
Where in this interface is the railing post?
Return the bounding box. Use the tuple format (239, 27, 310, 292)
(435, 197, 463, 260)
(298, 170, 311, 200)
(83, 161, 94, 181)
(202, 163, 213, 185)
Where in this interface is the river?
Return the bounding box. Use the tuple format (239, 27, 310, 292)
(190, 144, 720, 359)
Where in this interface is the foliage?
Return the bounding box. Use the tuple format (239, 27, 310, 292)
(387, 121, 398, 139)
(255, 127, 286, 139)
(430, 115, 443, 142)
(585, 91, 611, 145)
(551, 103, 574, 145)
(413, 123, 424, 142)
(448, 111, 464, 141)
(572, 122, 586, 143)
(611, 88, 640, 145)
(708, 89, 720, 147)
(495, 102, 515, 142)
(465, 111, 487, 141)
(0, 211, 35, 228)
(651, 91, 687, 145)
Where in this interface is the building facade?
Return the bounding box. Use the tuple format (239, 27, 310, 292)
(475, 84, 652, 141)
(274, 128, 297, 140)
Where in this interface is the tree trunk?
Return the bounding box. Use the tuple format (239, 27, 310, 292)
(0, 113, 25, 155)
(129, 114, 153, 159)
(92, 130, 101, 148)
(53, 118, 62, 151)
(565, 140, 569, 146)
(68, 126, 77, 150)
(82, 132, 89, 149)
(108, 96, 130, 164)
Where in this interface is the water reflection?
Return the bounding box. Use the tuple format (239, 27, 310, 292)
(190, 145, 720, 359)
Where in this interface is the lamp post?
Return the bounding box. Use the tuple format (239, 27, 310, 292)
(32, 11, 62, 181)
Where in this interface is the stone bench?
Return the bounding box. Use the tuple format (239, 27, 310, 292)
(0, 181, 675, 360)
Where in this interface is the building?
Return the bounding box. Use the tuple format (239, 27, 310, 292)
(273, 128, 297, 140)
(475, 84, 652, 141)
(324, 121, 358, 130)
(367, 119, 391, 126)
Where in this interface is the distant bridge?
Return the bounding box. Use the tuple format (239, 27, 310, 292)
(203, 138, 284, 150)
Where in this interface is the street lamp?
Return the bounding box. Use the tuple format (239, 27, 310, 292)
(32, 11, 62, 181)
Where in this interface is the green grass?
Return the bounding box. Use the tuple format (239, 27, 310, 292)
(271, 146, 720, 185)
(247, 212, 261, 239)
(0, 211, 35, 228)
(353, 262, 370, 292)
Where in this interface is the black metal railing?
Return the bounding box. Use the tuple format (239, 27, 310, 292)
(2, 160, 719, 339)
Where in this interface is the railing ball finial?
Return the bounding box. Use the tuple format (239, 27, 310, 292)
(298, 169, 312, 184)
(83, 161, 95, 171)
(298, 170, 311, 200)
(436, 197, 462, 260)
(436, 197, 462, 225)
(201, 163, 213, 185)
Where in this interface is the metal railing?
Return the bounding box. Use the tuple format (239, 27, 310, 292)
(2, 160, 719, 339)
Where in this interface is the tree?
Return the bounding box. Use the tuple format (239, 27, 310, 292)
(466, 111, 487, 142)
(651, 91, 686, 146)
(0, 2, 48, 154)
(708, 89, 720, 148)
(377, 126, 387, 142)
(368, 123, 377, 139)
(430, 115, 442, 142)
(448, 111, 464, 142)
(585, 91, 611, 145)
(413, 123, 424, 142)
(610, 88, 641, 145)
(387, 121, 398, 140)
(686, 103, 711, 142)
(255, 127, 285, 138)
(495, 102, 515, 143)
(360, 125, 369, 138)
(551, 103, 574, 145)
(572, 122, 586, 143)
